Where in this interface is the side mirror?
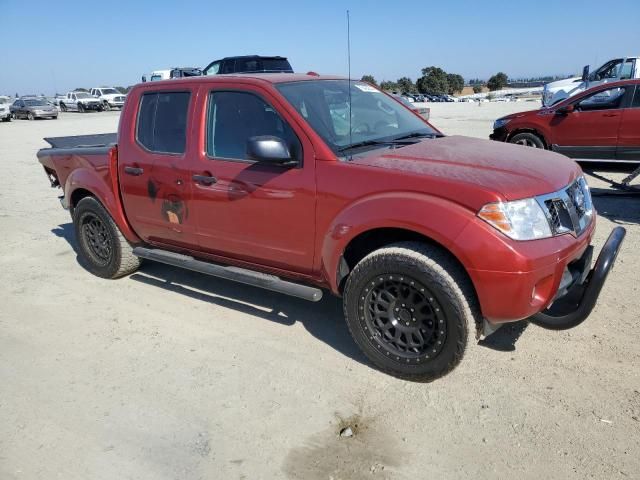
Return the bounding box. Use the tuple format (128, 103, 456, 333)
(141, 75, 147, 83)
(582, 65, 590, 82)
(246, 136, 296, 166)
(556, 104, 575, 115)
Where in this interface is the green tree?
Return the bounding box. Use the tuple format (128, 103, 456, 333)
(74, 87, 89, 92)
(379, 80, 399, 92)
(396, 77, 416, 93)
(446, 73, 464, 95)
(472, 84, 483, 94)
(416, 66, 449, 95)
(487, 72, 508, 91)
(360, 75, 377, 86)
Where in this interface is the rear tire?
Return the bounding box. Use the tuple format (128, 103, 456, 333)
(60, 103, 67, 112)
(509, 132, 545, 149)
(2, 116, 10, 122)
(343, 242, 480, 381)
(73, 197, 141, 279)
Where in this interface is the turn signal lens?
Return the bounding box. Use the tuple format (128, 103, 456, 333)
(478, 204, 512, 234)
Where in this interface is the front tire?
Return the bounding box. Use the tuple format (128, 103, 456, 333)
(27, 112, 34, 121)
(60, 103, 67, 112)
(343, 242, 480, 381)
(102, 101, 111, 111)
(509, 132, 545, 149)
(78, 103, 85, 113)
(73, 197, 141, 279)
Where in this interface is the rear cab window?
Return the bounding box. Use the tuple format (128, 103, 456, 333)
(136, 91, 191, 154)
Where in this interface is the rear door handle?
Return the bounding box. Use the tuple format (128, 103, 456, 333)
(193, 174, 217, 186)
(602, 113, 619, 117)
(124, 166, 144, 176)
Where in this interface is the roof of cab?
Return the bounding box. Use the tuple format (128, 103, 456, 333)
(134, 73, 347, 90)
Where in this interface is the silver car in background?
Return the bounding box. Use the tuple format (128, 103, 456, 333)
(10, 97, 58, 120)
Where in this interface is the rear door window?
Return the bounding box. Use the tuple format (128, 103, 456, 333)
(136, 92, 190, 154)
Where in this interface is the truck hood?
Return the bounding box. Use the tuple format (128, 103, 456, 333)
(351, 135, 581, 208)
(544, 77, 581, 92)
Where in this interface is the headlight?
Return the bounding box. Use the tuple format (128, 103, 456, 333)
(493, 118, 511, 129)
(478, 198, 552, 240)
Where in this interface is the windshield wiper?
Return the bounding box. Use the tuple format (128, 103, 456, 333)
(337, 139, 398, 153)
(393, 132, 443, 141)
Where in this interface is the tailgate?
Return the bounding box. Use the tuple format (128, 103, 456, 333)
(43, 133, 117, 149)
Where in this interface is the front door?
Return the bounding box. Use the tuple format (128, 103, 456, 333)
(188, 84, 317, 273)
(550, 85, 628, 160)
(119, 89, 199, 250)
(617, 85, 640, 161)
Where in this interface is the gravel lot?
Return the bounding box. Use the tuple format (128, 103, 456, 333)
(1, 103, 639, 480)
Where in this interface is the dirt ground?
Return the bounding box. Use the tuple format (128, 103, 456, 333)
(1, 103, 639, 480)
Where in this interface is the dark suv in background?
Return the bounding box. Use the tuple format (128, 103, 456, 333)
(203, 55, 293, 75)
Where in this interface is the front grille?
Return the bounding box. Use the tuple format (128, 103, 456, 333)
(539, 177, 593, 237)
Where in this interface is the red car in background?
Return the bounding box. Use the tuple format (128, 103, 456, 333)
(490, 79, 640, 162)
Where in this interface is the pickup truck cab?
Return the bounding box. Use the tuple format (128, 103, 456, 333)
(59, 91, 102, 112)
(144, 67, 202, 82)
(543, 57, 640, 106)
(90, 87, 127, 110)
(37, 74, 625, 381)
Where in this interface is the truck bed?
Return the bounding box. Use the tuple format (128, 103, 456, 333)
(43, 133, 117, 149)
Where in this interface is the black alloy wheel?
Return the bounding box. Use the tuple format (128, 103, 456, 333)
(361, 275, 447, 362)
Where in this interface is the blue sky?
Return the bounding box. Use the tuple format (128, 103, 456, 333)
(2, 0, 639, 95)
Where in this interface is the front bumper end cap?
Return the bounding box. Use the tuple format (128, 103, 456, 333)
(531, 226, 626, 330)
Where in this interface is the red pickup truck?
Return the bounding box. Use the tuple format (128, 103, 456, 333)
(38, 74, 625, 381)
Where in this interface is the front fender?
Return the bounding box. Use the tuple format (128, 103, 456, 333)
(320, 192, 476, 293)
(66, 167, 140, 243)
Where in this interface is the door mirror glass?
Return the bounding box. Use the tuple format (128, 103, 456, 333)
(556, 104, 575, 115)
(582, 65, 590, 82)
(246, 136, 295, 165)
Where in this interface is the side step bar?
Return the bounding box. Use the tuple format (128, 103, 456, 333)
(132, 247, 323, 302)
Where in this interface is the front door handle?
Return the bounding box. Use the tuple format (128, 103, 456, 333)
(124, 166, 144, 176)
(602, 113, 619, 117)
(193, 174, 217, 186)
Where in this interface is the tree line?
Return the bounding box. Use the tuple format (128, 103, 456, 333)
(361, 68, 512, 95)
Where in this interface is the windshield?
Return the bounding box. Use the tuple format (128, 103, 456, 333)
(24, 99, 48, 106)
(75, 92, 91, 99)
(0, 98, 9, 104)
(101, 88, 119, 94)
(276, 80, 436, 155)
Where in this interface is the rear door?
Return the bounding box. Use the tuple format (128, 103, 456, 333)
(550, 85, 628, 160)
(617, 84, 640, 161)
(118, 88, 200, 249)
(187, 83, 317, 273)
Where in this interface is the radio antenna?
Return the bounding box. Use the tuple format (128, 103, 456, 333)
(347, 10, 353, 157)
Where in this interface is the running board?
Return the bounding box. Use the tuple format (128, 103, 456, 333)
(132, 247, 323, 302)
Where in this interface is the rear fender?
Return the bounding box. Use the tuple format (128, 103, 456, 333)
(320, 192, 475, 293)
(65, 167, 141, 243)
